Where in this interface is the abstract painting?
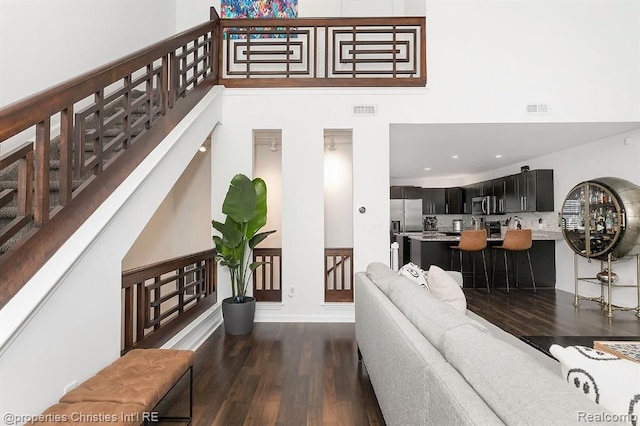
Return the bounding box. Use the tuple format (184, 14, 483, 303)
(222, 0, 298, 19)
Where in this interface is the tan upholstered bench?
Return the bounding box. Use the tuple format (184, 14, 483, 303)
(28, 401, 146, 425)
(33, 349, 195, 425)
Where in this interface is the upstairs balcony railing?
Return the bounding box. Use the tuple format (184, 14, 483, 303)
(218, 16, 426, 88)
(0, 8, 426, 308)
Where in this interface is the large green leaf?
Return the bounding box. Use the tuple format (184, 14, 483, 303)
(222, 174, 258, 224)
(249, 230, 276, 249)
(212, 219, 243, 248)
(246, 177, 268, 238)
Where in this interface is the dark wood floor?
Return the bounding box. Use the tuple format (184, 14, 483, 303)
(465, 288, 640, 337)
(156, 323, 385, 426)
(157, 289, 639, 425)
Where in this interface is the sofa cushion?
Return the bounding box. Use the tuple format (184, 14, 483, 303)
(427, 265, 466, 313)
(443, 325, 611, 426)
(387, 281, 487, 353)
(550, 344, 640, 421)
(398, 262, 430, 290)
(366, 262, 407, 296)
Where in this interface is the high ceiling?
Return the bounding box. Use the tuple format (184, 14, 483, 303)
(390, 122, 640, 181)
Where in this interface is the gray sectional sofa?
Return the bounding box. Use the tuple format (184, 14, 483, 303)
(355, 262, 620, 426)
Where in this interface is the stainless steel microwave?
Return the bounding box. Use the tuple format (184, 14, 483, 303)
(471, 195, 497, 215)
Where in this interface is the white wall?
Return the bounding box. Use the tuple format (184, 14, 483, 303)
(0, 0, 178, 154)
(122, 142, 212, 270)
(324, 142, 354, 248)
(253, 143, 283, 248)
(213, 89, 400, 321)
(423, 0, 640, 122)
(0, 0, 177, 109)
(214, 88, 437, 321)
(175, 0, 219, 31)
(0, 88, 223, 417)
(175, 0, 422, 24)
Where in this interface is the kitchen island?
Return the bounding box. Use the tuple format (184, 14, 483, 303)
(406, 230, 561, 289)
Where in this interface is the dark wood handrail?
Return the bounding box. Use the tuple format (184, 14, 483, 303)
(121, 248, 216, 353)
(0, 20, 219, 142)
(0, 144, 32, 168)
(123, 249, 216, 286)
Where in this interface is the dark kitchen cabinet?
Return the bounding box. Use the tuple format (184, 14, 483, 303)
(464, 182, 492, 212)
(490, 240, 556, 288)
(422, 188, 446, 214)
(412, 240, 556, 288)
(390, 186, 404, 199)
(390, 186, 422, 199)
(461, 170, 554, 214)
(492, 178, 505, 214)
(478, 181, 492, 196)
(404, 186, 423, 199)
(445, 187, 464, 214)
(411, 240, 451, 271)
(464, 183, 481, 214)
(503, 174, 520, 213)
(517, 170, 554, 212)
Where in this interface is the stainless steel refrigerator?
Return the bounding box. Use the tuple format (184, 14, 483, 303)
(390, 199, 423, 232)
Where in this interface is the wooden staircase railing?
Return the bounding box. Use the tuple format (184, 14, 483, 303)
(325, 248, 354, 302)
(121, 249, 216, 354)
(0, 14, 221, 309)
(253, 247, 282, 302)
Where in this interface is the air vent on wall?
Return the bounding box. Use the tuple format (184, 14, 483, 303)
(353, 105, 377, 116)
(526, 103, 550, 114)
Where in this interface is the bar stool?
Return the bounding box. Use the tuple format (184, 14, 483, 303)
(492, 229, 537, 293)
(450, 230, 490, 293)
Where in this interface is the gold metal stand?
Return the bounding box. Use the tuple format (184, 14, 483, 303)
(573, 253, 640, 318)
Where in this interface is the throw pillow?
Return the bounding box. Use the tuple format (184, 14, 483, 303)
(426, 265, 466, 313)
(549, 344, 640, 421)
(398, 262, 430, 291)
(423, 270, 464, 288)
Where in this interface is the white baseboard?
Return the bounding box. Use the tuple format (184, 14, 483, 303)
(255, 305, 355, 323)
(161, 303, 222, 351)
(254, 314, 355, 322)
(161, 302, 354, 350)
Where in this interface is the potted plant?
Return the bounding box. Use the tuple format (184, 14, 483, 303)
(212, 173, 276, 335)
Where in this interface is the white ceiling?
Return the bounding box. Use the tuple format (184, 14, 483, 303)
(390, 122, 640, 181)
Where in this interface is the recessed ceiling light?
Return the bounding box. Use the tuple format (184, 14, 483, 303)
(495, 154, 502, 158)
(424, 167, 431, 171)
(452, 155, 459, 159)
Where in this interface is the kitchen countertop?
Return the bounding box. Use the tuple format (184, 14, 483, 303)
(397, 230, 563, 242)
